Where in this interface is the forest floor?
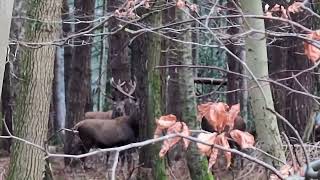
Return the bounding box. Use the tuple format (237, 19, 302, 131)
(0, 148, 143, 180)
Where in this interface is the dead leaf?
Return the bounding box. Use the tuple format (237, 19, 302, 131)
(156, 114, 177, 129)
(215, 133, 231, 168)
(304, 31, 320, 63)
(198, 102, 242, 132)
(189, 4, 198, 12)
(181, 122, 191, 149)
(159, 122, 190, 157)
(176, 0, 185, 9)
(208, 148, 218, 170)
(226, 104, 240, 131)
(288, 2, 303, 14)
(197, 102, 214, 120)
(230, 129, 255, 149)
(196, 133, 217, 156)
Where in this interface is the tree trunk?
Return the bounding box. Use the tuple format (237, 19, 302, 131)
(175, 5, 214, 180)
(7, 0, 61, 179)
(62, 0, 72, 105)
(146, 6, 167, 180)
(107, 0, 131, 100)
(240, 0, 286, 166)
(1, 63, 13, 152)
(1, 0, 26, 153)
(64, 0, 94, 164)
(0, 1, 14, 95)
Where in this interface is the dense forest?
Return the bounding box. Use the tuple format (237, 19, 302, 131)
(1, 0, 320, 179)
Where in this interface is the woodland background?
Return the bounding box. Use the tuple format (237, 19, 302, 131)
(0, 0, 320, 180)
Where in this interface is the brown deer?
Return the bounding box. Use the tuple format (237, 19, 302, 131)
(73, 77, 139, 160)
(84, 77, 137, 120)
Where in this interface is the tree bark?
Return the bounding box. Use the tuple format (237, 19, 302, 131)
(107, 0, 131, 101)
(7, 0, 61, 179)
(175, 4, 214, 180)
(0, 1, 14, 95)
(240, 0, 286, 166)
(146, 5, 167, 179)
(64, 0, 94, 164)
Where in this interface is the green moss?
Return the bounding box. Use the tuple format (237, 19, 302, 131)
(154, 157, 167, 180)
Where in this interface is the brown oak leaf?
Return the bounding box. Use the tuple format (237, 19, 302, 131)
(196, 133, 217, 156)
(156, 114, 177, 129)
(226, 104, 240, 131)
(176, 0, 185, 9)
(230, 129, 255, 149)
(304, 30, 320, 63)
(287, 2, 303, 14)
(159, 122, 191, 157)
(208, 148, 219, 170)
(215, 133, 231, 168)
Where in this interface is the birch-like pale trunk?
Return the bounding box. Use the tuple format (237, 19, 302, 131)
(240, 0, 286, 166)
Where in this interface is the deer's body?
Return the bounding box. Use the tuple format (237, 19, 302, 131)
(74, 116, 137, 151)
(84, 110, 113, 119)
(72, 77, 139, 156)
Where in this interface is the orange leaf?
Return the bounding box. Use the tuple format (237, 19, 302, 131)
(230, 129, 255, 149)
(176, 0, 185, 9)
(156, 114, 177, 129)
(196, 133, 217, 156)
(287, 2, 303, 14)
(215, 133, 231, 168)
(226, 104, 240, 131)
(205, 102, 228, 132)
(197, 102, 214, 120)
(208, 148, 218, 170)
(159, 122, 190, 157)
(181, 122, 191, 149)
(304, 31, 320, 63)
(189, 4, 198, 12)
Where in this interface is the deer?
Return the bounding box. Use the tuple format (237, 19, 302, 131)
(84, 77, 137, 120)
(72, 77, 139, 166)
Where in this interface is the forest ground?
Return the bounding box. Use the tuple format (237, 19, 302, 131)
(0, 148, 141, 180)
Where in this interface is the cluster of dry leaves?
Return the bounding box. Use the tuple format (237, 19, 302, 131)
(114, 0, 150, 19)
(264, 2, 320, 62)
(264, 2, 303, 19)
(154, 102, 255, 170)
(176, 0, 198, 12)
(270, 162, 305, 180)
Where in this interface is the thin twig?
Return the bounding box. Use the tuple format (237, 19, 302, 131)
(267, 108, 310, 174)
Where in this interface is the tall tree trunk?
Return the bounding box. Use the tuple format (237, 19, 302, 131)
(0, 1, 14, 94)
(0, 1, 14, 150)
(240, 0, 286, 166)
(62, 0, 73, 107)
(7, 0, 61, 179)
(175, 5, 214, 180)
(107, 0, 131, 100)
(54, 42, 66, 131)
(1, 63, 12, 152)
(146, 32, 168, 179)
(1, 0, 26, 152)
(64, 0, 94, 164)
